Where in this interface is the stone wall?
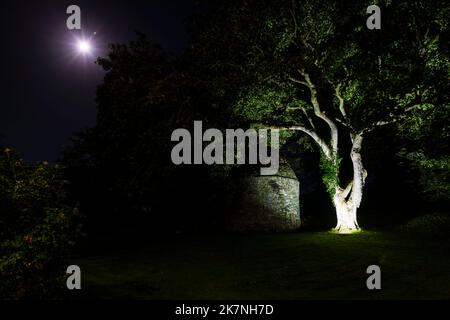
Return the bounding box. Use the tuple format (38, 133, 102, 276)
(227, 162, 300, 232)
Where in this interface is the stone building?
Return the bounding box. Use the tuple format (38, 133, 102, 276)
(227, 161, 300, 232)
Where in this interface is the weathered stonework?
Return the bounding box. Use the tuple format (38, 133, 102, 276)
(227, 162, 300, 232)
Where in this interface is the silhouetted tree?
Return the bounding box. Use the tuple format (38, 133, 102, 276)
(63, 33, 231, 229)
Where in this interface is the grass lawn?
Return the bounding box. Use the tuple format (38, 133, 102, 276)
(70, 229, 450, 300)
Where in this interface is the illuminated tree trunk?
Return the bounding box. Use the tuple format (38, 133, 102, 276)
(277, 71, 371, 233)
(333, 134, 366, 233)
(333, 193, 358, 233)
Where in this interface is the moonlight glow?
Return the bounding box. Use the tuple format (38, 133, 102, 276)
(78, 40, 91, 54)
(69, 32, 98, 60)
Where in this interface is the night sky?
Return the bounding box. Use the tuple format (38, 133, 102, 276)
(0, 0, 195, 162)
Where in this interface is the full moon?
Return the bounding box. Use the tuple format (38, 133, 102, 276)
(78, 40, 91, 54)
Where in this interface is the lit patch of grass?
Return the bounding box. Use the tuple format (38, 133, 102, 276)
(328, 228, 364, 235)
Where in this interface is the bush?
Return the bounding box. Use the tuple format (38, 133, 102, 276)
(0, 148, 81, 299)
(399, 213, 450, 237)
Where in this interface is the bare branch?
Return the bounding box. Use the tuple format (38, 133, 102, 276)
(297, 69, 339, 155)
(335, 117, 350, 128)
(285, 102, 317, 131)
(286, 106, 302, 111)
(335, 83, 347, 119)
(301, 108, 316, 130)
(267, 125, 332, 158)
(290, 0, 298, 38)
(405, 103, 423, 113)
(362, 103, 424, 135)
(288, 76, 308, 87)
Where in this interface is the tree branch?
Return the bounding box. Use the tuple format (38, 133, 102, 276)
(297, 69, 339, 156)
(285, 103, 317, 131)
(335, 117, 350, 128)
(335, 83, 347, 119)
(301, 108, 316, 130)
(290, 0, 298, 38)
(362, 103, 424, 135)
(341, 181, 353, 199)
(288, 76, 308, 87)
(349, 134, 365, 208)
(267, 125, 331, 158)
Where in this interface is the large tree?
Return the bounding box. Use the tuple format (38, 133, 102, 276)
(188, 0, 449, 233)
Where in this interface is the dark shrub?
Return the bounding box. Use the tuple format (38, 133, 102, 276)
(0, 148, 81, 299)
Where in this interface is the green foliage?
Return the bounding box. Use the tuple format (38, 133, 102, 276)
(233, 85, 303, 145)
(234, 85, 298, 123)
(192, 0, 450, 130)
(404, 103, 449, 140)
(403, 151, 450, 201)
(319, 155, 340, 200)
(399, 103, 450, 201)
(400, 213, 450, 237)
(0, 149, 81, 299)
